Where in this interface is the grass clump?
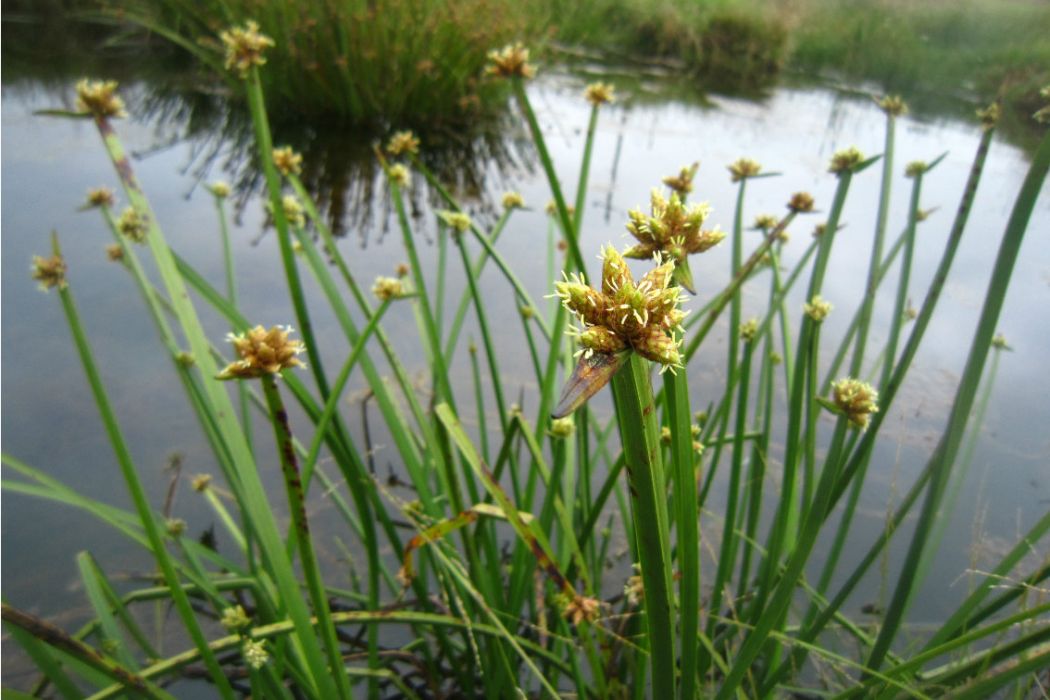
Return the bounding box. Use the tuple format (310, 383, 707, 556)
(5, 25, 1050, 700)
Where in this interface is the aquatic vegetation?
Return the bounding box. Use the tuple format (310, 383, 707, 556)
(4, 26, 1050, 700)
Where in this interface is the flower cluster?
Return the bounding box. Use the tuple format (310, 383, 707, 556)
(438, 210, 472, 234)
(623, 190, 724, 291)
(217, 325, 305, 380)
(662, 163, 699, 196)
(220, 21, 274, 78)
(31, 255, 68, 291)
(485, 43, 535, 79)
(583, 81, 615, 106)
(554, 246, 687, 370)
(728, 157, 762, 182)
(117, 207, 148, 243)
(75, 80, 127, 119)
(85, 187, 116, 209)
(803, 295, 833, 322)
(905, 161, 927, 178)
(501, 191, 525, 210)
(387, 164, 411, 187)
(372, 276, 406, 301)
(829, 147, 864, 175)
(830, 377, 879, 429)
(272, 146, 303, 176)
(208, 181, 231, 198)
(977, 102, 1000, 130)
(788, 192, 816, 213)
(877, 95, 908, 117)
(386, 130, 420, 157)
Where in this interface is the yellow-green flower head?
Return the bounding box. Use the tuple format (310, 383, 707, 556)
(991, 333, 1011, 350)
(624, 189, 722, 262)
(208, 181, 230, 198)
(803, 294, 833, 322)
(904, 161, 927, 178)
(387, 164, 411, 188)
(550, 415, 575, 438)
(829, 147, 864, 175)
(877, 95, 908, 117)
(75, 79, 127, 119)
(106, 244, 124, 262)
(584, 81, 615, 106)
(386, 130, 420, 157)
(662, 162, 699, 196)
(191, 474, 212, 492)
(728, 157, 762, 182)
(740, 317, 760, 343)
(31, 254, 68, 291)
(501, 191, 525, 210)
(1035, 86, 1050, 124)
(85, 187, 116, 209)
(438, 210, 472, 234)
(519, 304, 535, 319)
(221, 605, 251, 632)
(165, 518, 187, 537)
(220, 20, 274, 78)
(560, 593, 601, 626)
(485, 43, 535, 79)
(278, 195, 305, 228)
(753, 213, 778, 231)
(776, 229, 791, 243)
(117, 206, 148, 243)
(372, 276, 405, 301)
(812, 222, 827, 238)
(272, 146, 303, 176)
(831, 377, 879, 429)
(242, 639, 269, 670)
(217, 325, 306, 380)
(788, 192, 815, 213)
(176, 351, 195, 367)
(977, 102, 1000, 130)
(545, 200, 575, 218)
(554, 245, 687, 370)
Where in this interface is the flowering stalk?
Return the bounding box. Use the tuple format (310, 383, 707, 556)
(259, 373, 352, 700)
(609, 353, 677, 700)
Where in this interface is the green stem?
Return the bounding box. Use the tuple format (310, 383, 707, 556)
(610, 354, 676, 699)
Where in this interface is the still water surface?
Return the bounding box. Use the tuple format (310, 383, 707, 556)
(2, 73, 1048, 680)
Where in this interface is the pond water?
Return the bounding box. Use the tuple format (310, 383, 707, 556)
(2, 71, 1048, 684)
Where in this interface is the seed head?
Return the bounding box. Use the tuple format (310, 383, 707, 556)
(220, 21, 274, 78)
(191, 474, 212, 492)
(395, 263, 410, 278)
(501, 191, 525, 210)
(485, 43, 535, 79)
(740, 318, 760, 343)
(386, 130, 420, 157)
(85, 187, 116, 209)
(662, 162, 699, 196)
(165, 518, 187, 537)
(977, 102, 1000, 130)
(728, 157, 762, 182)
(75, 79, 127, 119)
(554, 245, 687, 371)
(117, 207, 148, 243)
(438, 210, 472, 234)
(176, 352, 195, 367)
(519, 305, 535, 319)
(217, 325, 306, 380)
(372, 276, 405, 301)
(387, 164, 411, 188)
(877, 95, 908, 117)
(560, 594, 601, 626)
(584, 81, 615, 106)
(106, 244, 124, 262)
(829, 147, 864, 175)
(830, 378, 879, 429)
(272, 146, 303, 176)
(31, 255, 67, 291)
(208, 181, 231, 198)
(788, 192, 815, 213)
(624, 189, 722, 263)
(905, 161, 927, 178)
(753, 214, 778, 231)
(278, 195, 305, 228)
(550, 416, 575, 438)
(803, 295, 833, 322)
(625, 573, 644, 606)
(221, 605, 251, 632)
(242, 639, 269, 669)
(770, 351, 782, 365)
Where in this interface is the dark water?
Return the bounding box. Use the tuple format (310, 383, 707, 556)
(2, 72, 1048, 685)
